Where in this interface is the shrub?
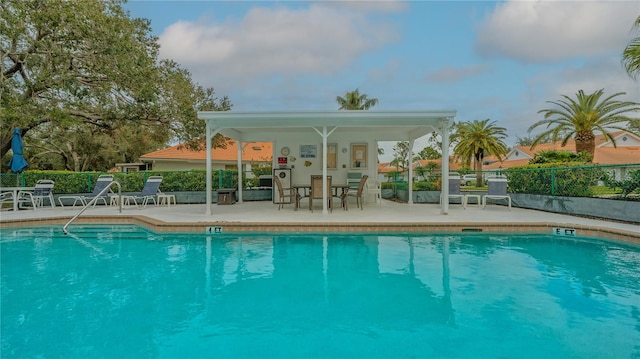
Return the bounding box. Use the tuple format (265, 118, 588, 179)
(505, 163, 606, 197)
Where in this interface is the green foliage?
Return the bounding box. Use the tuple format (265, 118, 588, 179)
(622, 15, 640, 80)
(529, 150, 592, 164)
(336, 89, 378, 110)
(505, 163, 607, 197)
(416, 147, 441, 160)
(452, 119, 508, 187)
(603, 169, 640, 198)
(414, 181, 440, 191)
(2, 170, 239, 194)
(1, 0, 231, 171)
(390, 142, 411, 171)
(243, 162, 273, 188)
(415, 162, 439, 181)
(531, 89, 640, 157)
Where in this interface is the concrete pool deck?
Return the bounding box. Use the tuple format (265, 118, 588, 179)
(1, 199, 638, 244)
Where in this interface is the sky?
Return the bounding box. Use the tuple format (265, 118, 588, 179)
(125, 0, 640, 161)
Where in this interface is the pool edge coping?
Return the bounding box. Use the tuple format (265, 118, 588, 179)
(1, 215, 638, 246)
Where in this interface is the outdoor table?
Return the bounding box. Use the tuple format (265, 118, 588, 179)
(293, 184, 349, 211)
(0, 186, 35, 211)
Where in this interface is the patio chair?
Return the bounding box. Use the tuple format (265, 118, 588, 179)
(347, 172, 362, 192)
(58, 175, 114, 207)
(0, 190, 36, 210)
(346, 175, 368, 210)
(309, 175, 332, 212)
(31, 179, 56, 208)
(482, 176, 511, 210)
(274, 175, 299, 210)
(122, 176, 163, 208)
(15, 190, 36, 210)
(364, 178, 382, 204)
(441, 175, 465, 208)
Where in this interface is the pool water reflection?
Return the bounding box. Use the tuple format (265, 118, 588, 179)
(1, 226, 639, 358)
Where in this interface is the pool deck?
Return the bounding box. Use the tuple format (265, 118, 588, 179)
(1, 199, 639, 244)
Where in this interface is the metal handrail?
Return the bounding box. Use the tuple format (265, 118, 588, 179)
(63, 180, 121, 234)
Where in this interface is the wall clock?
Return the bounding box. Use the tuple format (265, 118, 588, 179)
(281, 147, 290, 156)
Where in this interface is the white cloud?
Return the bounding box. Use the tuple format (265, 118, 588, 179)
(476, 0, 639, 62)
(157, 4, 400, 92)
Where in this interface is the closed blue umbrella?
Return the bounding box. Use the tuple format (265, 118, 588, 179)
(8, 128, 28, 173)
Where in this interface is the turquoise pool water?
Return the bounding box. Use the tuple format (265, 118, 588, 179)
(1, 226, 639, 358)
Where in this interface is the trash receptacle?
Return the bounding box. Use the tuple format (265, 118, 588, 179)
(217, 188, 236, 205)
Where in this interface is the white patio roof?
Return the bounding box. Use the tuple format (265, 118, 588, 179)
(198, 110, 457, 215)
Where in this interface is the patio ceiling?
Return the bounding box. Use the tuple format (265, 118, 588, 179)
(197, 110, 457, 141)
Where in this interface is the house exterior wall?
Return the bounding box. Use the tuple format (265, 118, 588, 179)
(602, 133, 640, 147)
(150, 160, 257, 172)
(505, 149, 532, 161)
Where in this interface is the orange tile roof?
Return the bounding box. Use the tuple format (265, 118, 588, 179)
(485, 131, 639, 169)
(141, 141, 273, 162)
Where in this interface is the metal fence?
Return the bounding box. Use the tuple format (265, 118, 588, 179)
(2, 163, 639, 200)
(382, 163, 640, 200)
(0, 170, 239, 194)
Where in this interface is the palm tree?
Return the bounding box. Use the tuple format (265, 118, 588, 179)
(529, 89, 640, 159)
(622, 15, 640, 80)
(336, 89, 378, 110)
(452, 119, 508, 187)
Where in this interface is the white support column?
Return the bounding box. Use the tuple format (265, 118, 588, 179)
(313, 126, 337, 215)
(440, 118, 452, 214)
(236, 140, 243, 203)
(408, 138, 415, 205)
(205, 124, 221, 215)
(205, 124, 212, 215)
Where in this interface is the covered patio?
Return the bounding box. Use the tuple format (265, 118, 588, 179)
(197, 110, 456, 215)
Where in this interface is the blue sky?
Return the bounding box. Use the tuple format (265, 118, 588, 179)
(125, 0, 639, 160)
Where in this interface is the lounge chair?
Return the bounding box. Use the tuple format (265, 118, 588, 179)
(441, 174, 466, 208)
(0, 190, 36, 210)
(346, 175, 368, 210)
(122, 176, 163, 208)
(273, 175, 299, 210)
(482, 176, 511, 210)
(58, 175, 114, 207)
(31, 179, 56, 208)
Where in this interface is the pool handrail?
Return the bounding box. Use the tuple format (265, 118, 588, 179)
(63, 180, 121, 234)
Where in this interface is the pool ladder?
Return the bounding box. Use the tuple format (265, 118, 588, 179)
(63, 181, 122, 234)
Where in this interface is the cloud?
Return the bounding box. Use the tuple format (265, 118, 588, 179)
(425, 64, 492, 83)
(476, 0, 639, 62)
(157, 4, 400, 91)
(324, 0, 409, 13)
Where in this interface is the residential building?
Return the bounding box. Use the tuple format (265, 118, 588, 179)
(139, 141, 272, 171)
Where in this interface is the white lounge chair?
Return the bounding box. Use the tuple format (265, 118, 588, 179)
(482, 176, 511, 210)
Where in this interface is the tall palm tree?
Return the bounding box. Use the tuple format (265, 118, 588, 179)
(529, 89, 640, 159)
(622, 15, 640, 80)
(452, 119, 508, 187)
(336, 89, 378, 110)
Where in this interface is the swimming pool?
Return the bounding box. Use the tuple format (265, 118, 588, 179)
(1, 226, 639, 358)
